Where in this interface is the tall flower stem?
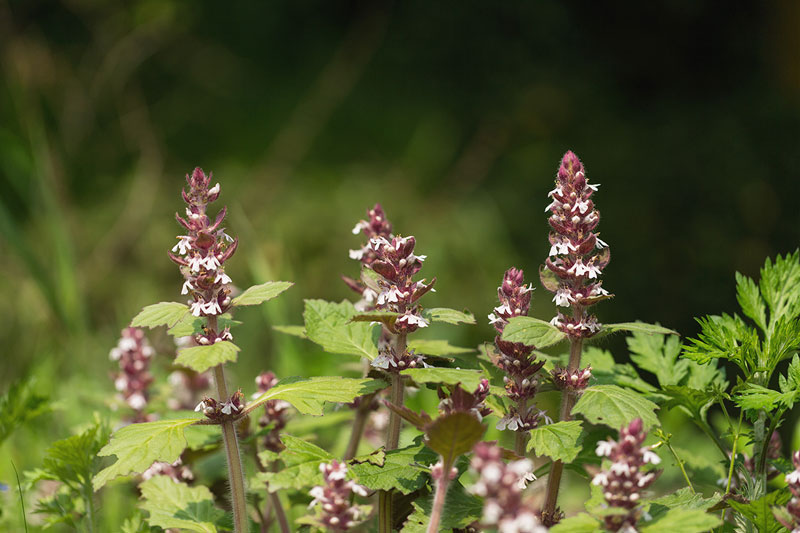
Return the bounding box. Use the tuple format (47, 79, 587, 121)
(514, 398, 528, 456)
(543, 329, 583, 522)
(210, 318, 248, 533)
(379, 332, 407, 533)
(426, 463, 453, 533)
(344, 391, 377, 461)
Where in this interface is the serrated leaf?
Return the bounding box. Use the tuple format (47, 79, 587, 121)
(662, 385, 717, 421)
(728, 490, 790, 533)
(549, 513, 602, 533)
(572, 385, 659, 430)
(627, 331, 688, 388)
(304, 299, 380, 360)
(33, 420, 110, 490)
(401, 367, 485, 390)
(682, 313, 758, 371)
(502, 316, 566, 348)
(599, 322, 678, 337)
(131, 302, 189, 329)
(139, 476, 227, 533)
(249, 376, 386, 415)
(256, 435, 334, 492)
(350, 443, 438, 494)
(734, 384, 797, 411)
(93, 417, 199, 490)
(407, 339, 475, 357)
(426, 412, 485, 465)
(648, 488, 721, 516)
(527, 421, 583, 463)
(422, 308, 476, 325)
(638, 508, 722, 533)
(272, 325, 307, 338)
(351, 448, 386, 467)
(175, 341, 240, 373)
(0, 378, 50, 445)
(232, 281, 293, 306)
(781, 354, 800, 393)
(737, 272, 767, 332)
(759, 251, 800, 329)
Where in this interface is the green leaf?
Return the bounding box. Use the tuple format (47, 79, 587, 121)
(175, 341, 240, 373)
(727, 490, 790, 533)
(527, 421, 583, 463)
(736, 272, 767, 332)
(759, 251, 800, 329)
(401, 481, 482, 532)
(502, 316, 566, 348)
(647, 487, 722, 516)
(549, 513, 603, 533)
(33, 419, 110, 490)
(350, 310, 401, 329)
(249, 376, 386, 415)
(734, 384, 797, 411)
(780, 354, 800, 393)
(351, 444, 438, 495)
(572, 385, 659, 430)
(232, 281, 293, 306)
(662, 385, 717, 422)
(120, 513, 152, 533)
(256, 435, 334, 492)
(627, 331, 688, 388)
(303, 299, 380, 360)
(425, 412, 486, 465)
(131, 302, 189, 329)
(272, 325, 307, 338)
(93, 417, 199, 490)
(351, 448, 386, 467)
(401, 367, 485, 390)
(139, 476, 227, 533)
(0, 378, 50, 445)
(682, 313, 758, 372)
(599, 322, 678, 337)
(407, 339, 475, 357)
(638, 508, 722, 533)
(422, 308, 476, 325)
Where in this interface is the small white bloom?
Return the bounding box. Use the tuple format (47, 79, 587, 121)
(786, 470, 800, 485)
(221, 402, 233, 415)
(483, 501, 503, 524)
(172, 236, 192, 255)
(547, 186, 563, 198)
(190, 300, 205, 317)
(371, 353, 393, 370)
(114, 376, 128, 391)
(553, 288, 574, 307)
(596, 236, 608, 248)
(349, 247, 365, 260)
(127, 393, 147, 410)
(188, 254, 204, 272)
(587, 182, 600, 191)
(397, 313, 428, 328)
(610, 461, 631, 475)
(595, 441, 615, 459)
(109, 348, 122, 361)
(208, 183, 220, 196)
(119, 337, 137, 351)
(638, 472, 655, 487)
(592, 472, 609, 486)
(215, 271, 232, 284)
(203, 300, 222, 315)
(181, 280, 194, 295)
(203, 255, 221, 270)
(642, 449, 661, 465)
(482, 464, 502, 484)
(352, 221, 367, 234)
(194, 400, 207, 412)
(488, 313, 504, 325)
(352, 483, 368, 497)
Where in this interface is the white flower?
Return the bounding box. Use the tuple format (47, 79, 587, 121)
(587, 182, 600, 192)
(483, 501, 503, 524)
(208, 183, 220, 196)
(172, 236, 192, 255)
(642, 449, 661, 465)
(610, 461, 631, 475)
(596, 236, 608, 248)
(352, 483, 368, 497)
(397, 313, 428, 328)
(371, 353, 394, 370)
(638, 472, 655, 487)
(203, 299, 222, 315)
(786, 470, 800, 485)
(596, 440, 614, 457)
(592, 472, 609, 486)
(553, 288, 574, 307)
(352, 221, 368, 234)
(215, 271, 232, 284)
(349, 247, 365, 260)
(188, 254, 204, 272)
(377, 287, 404, 306)
(488, 313, 504, 325)
(109, 348, 122, 361)
(119, 337, 137, 351)
(190, 300, 205, 317)
(496, 414, 521, 431)
(482, 464, 502, 484)
(194, 400, 206, 412)
(203, 255, 221, 270)
(127, 393, 147, 410)
(114, 376, 128, 391)
(181, 280, 194, 295)
(547, 186, 563, 198)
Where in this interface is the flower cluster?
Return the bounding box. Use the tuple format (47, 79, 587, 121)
(169, 167, 237, 340)
(776, 451, 800, 532)
(110, 327, 155, 421)
(488, 268, 547, 433)
(254, 371, 290, 452)
(437, 379, 492, 421)
(308, 461, 369, 531)
(343, 204, 394, 304)
(194, 390, 245, 423)
(469, 442, 545, 533)
(141, 458, 194, 484)
(551, 365, 592, 393)
(591, 418, 661, 532)
(543, 151, 611, 339)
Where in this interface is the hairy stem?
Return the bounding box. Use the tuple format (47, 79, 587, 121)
(426, 464, 452, 533)
(268, 490, 290, 533)
(757, 410, 782, 477)
(210, 315, 248, 533)
(542, 331, 583, 523)
(660, 436, 695, 494)
(345, 391, 377, 461)
(514, 398, 528, 457)
(379, 332, 408, 532)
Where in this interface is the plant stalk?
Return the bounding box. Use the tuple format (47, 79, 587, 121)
(426, 463, 452, 533)
(344, 391, 377, 461)
(210, 317, 249, 533)
(726, 410, 745, 493)
(379, 331, 407, 532)
(542, 328, 583, 523)
(514, 398, 528, 457)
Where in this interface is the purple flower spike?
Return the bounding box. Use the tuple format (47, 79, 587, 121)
(543, 151, 611, 339)
(110, 327, 155, 422)
(308, 461, 369, 531)
(254, 371, 290, 452)
(592, 418, 661, 531)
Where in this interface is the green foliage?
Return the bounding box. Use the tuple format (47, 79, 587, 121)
(527, 421, 583, 463)
(231, 280, 293, 306)
(93, 417, 199, 490)
(501, 316, 566, 348)
(130, 302, 189, 329)
(406, 339, 475, 357)
(168, 314, 240, 337)
(734, 383, 797, 411)
(572, 385, 659, 430)
(583, 347, 658, 394)
(139, 476, 228, 533)
(647, 487, 721, 515)
(0, 378, 50, 445)
(349, 443, 438, 494)
(598, 322, 679, 338)
(256, 435, 333, 491)
(174, 341, 241, 373)
(425, 412, 486, 466)
(549, 513, 602, 532)
(421, 308, 476, 325)
(401, 367, 485, 390)
(727, 490, 790, 533)
(683, 313, 758, 371)
(303, 299, 380, 360)
(401, 481, 482, 532)
(627, 331, 688, 387)
(248, 376, 386, 415)
(638, 508, 722, 533)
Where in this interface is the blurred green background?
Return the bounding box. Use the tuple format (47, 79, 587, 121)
(1, 0, 800, 528)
